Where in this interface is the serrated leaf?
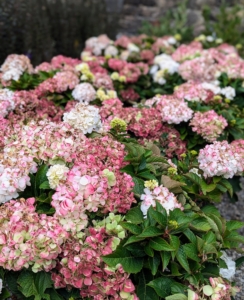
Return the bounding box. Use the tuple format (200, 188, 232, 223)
(147, 209, 167, 228)
(121, 164, 135, 176)
(226, 220, 244, 231)
(176, 246, 190, 273)
(149, 237, 175, 251)
(201, 205, 221, 216)
(147, 277, 172, 298)
(137, 227, 165, 238)
(35, 165, 49, 193)
(39, 181, 50, 190)
(120, 222, 142, 235)
(138, 170, 156, 180)
(161, 251, 171, 271)
(184, 229, 197, 245)
(165, 294, 187, 300)
(132, 177, 145, 196)
(138, 155, 147, 171)
(144, 243, 154, 257)
(18, 271, 38, 299)
(148, 254, 161, 275)
(171, 262, 182, 276)
(182, 244, 200, 262)
(170, 235, 180, 252)
(34, 272, 52, 298)
(203, 231, 216, 244)
(0, 288, 11, 300)
(124, 235, 145, 246)
(102, 246, 143, 273)
(190, 218, 211, 232)
(219, 258, 228, 269)
(235, 256, 244, 268)
(125, 206, 144, 224)
(136, 271, 159, 300)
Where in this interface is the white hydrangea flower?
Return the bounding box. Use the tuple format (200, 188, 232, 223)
(104, 45, 118, 57)
(140, 185, 183, 218)
(201, 82, 221, 95)
(72, 83, 96, 104)
(0, 88, 15, 116)
(221, 86, 236, 100)
(167, 37, 177, 45)
(154, 54, 179, 75)
(63, 103, 102, 134)
(127, 43, 140, 53)
(0, 165, 31, 204)
(46, 164, 69, 189)
(189, 168, 202, 178)
(153, 70, 166, 85)
(219, 251, 236, 280)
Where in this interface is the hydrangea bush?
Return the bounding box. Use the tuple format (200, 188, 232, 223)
(0, 33, 243, 300)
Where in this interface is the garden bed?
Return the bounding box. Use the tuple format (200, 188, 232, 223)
(0, 33, 243, 300)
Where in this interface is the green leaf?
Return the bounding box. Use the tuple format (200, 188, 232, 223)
(165, 294, 187, 300)
(39, 181, 50, 190)
(124, 235, 146, 246)
(148, 254, 161, 275)
(182, 244, 200, 262)
(138, 155, 147, 171)
(190, 218, 211, 232)
(219, 258, 228, 269)
(102, 246, 143, 273)
(226, 220, 244, 231)
(17, 271, 52, 300)
(138, 170, 156, 180)
(161, 251, 171, 271)
(170, 235, 180, 252)
(147, 209, 167, 228)
(144, 243, 154, 257)
(171, 262, 182, 276)
(176, 246, 191, 273)
(35, 165, 49, 192)
(201, 205, 220, 216)
(203, 231, 216, 244)
(132, 177, 145, 196)
(125, 206, 144, 224)
(0, 289, 11, 300)
(184, 229, 197, 245)
(120, 222, 142, 235)
(147, 277, 172, 298)
(136, 271, 159, 300)
(120, 164, 135, 176)
(149, 237, 175, 251)
(235, 256, 244, 268)
(137, 227, 165, 238)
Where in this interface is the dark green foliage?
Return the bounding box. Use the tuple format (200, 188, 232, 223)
(202, 1, 244, 56)
(139, 0, 194, 42)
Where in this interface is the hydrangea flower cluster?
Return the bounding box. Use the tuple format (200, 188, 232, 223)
(63, 103, 102, 134)
(150, 54, 179, 85)
(0, 198, 68, 272)
(51, 222, 138, 299)
(190, 110, 228, 142)
(140, 182, 183, 217)
(198, 141, 243, 178)
(0, 54, 33, 81)
(0, 88, 15, 117)
(145, 95, 193, 124)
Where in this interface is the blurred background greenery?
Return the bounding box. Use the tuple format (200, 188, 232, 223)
(0, 0, 243, 65)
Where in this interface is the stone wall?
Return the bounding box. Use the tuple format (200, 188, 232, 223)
(118, 0, 241, 36)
